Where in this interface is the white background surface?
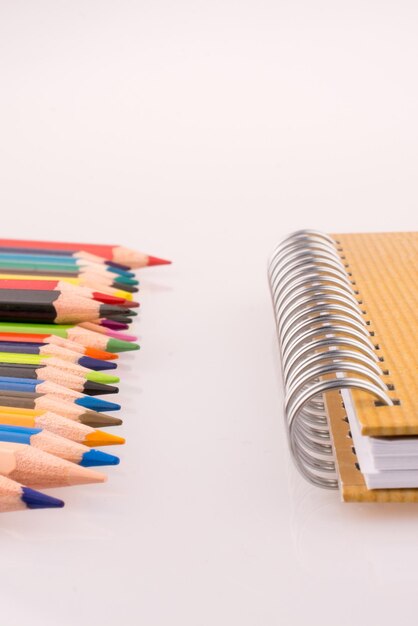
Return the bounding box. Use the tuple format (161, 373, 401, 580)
(0, 1, 417, 625)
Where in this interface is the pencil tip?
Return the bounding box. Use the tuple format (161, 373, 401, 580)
(106, 338, 140, 353)
(122, 299, 139, 308)
(106, 331, 138, 342)
(83, 381, 119, 395)
(147, 255, 172, 266)
(113, 275, 139, 286)
(92, 291, 127, 306)
(85, 372, 120, 385)
(84, 348, 118, 361)
(84, 430, 126, 447)
(100, 319, 129, 331)
(75, 396, 121, 411)
(112, 282, 139, 293)
(78, 356, 117, 371)
(21, 487, 65, 509)
(79, 413, 123, 428)
(80, 449, 120, 467)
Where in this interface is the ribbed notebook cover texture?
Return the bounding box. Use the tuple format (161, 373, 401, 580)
(334, 232, 418, 436)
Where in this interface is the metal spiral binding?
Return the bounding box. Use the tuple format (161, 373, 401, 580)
(268, 229, 393, 489)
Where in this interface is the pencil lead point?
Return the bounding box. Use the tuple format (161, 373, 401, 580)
(84, 348, 118, 361)
(21, 487, 65, 509)
(80, 449, 120, 467)
(78, 413, 123, 428)
(84, 430, 126, 447)
(83, 381, 119, 395)
(147, 255, 172, 266)
(106, 331, 138, 342)
(113, 275, 139, 286)
(111, 282, 139, 293)
(85, 371, 120, 384)
(92, 291, 127, 306)
(78, 356, 117, 371)
(106, 338, 140, 353)
(75, 396, 121, 411)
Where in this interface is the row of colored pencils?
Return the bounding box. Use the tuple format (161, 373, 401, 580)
(0, 238, 170, 512)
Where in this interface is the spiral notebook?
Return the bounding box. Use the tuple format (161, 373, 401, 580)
(268, 230, 418, 502)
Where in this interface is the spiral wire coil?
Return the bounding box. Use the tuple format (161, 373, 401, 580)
(268, 230, 393, 489)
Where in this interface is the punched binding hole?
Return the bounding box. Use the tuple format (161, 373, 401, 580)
(374, 399, 401, 407)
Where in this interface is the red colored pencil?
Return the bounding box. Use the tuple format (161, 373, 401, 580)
(0, 239, 171, 269)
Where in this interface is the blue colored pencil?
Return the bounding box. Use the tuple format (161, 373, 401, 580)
(0, 252, 136, 278)
(0, 474, 64, 511)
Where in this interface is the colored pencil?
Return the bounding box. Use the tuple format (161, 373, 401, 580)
(0, 279, 135, 307)
(0, 367, 118, 395)
(0, 248, 132, 270)
(0, 441, 106, 488)
(0, 254, 136, 280)
(0, 406, 124, 440)
(0, 268, 139, 292)
(95, 316, 135, 326)
(99, 319, 130, 331)
(0, 247, 135, 270)
(0, 332, 118, 360)
(0, 475, 64, 511)
(0, 239, 171, 268)
(0, 380, 121, 412)
(0, 353, 119, 383)
(0, 273, 136, 300)
(0, 261, 139, 286)
(0, 253, 137, 279)
(0, 238, 150, 510)
(0, 400, 121, 430)
(0, 396, 121, 427)
(0, 323, 140, 352)
(0, 341, 117, 370)
(0, 425, 120, 466)
(0, 289, 133, 324)
(0, 248, 135, 278)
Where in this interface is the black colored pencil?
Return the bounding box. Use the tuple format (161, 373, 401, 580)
(0, 289, 133, 324)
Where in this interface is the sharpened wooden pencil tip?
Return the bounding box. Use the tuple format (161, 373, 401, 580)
(84, 430, 126, 447)
(147, 255, 172, 266)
